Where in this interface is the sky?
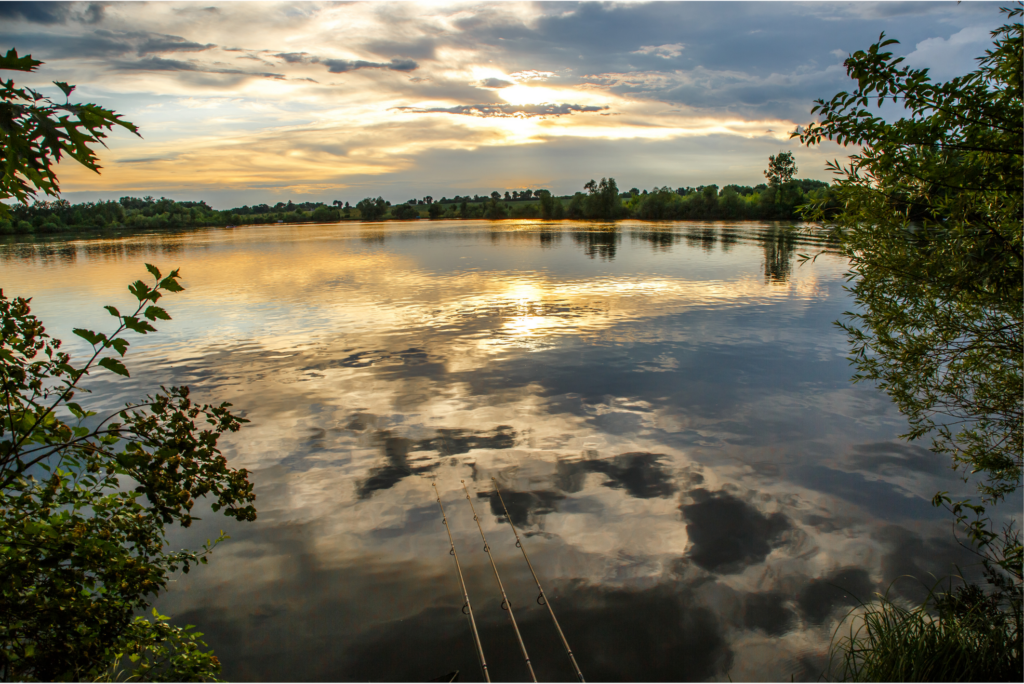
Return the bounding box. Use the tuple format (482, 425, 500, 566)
(2, 0, 1009, 208)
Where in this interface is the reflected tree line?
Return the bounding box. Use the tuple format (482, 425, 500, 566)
(0, 235, 195, 264)
(4, 221, 808, 286)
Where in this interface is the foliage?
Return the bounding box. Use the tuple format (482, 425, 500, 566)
(829, 578, 1021, 682)
(356, 196, 388, 221)
(99, 610, 222, 683)
(390, 203, 420, 220)
(797, 4, 1022, 547)
(537, 189, 563, 220)
(798, 6, 1022, 679)
(483, 196, 508, 219)
(566, 177, 623, 220)
(0, 177, 833, 236)
(0, 49, 139, 217)
(764, 151, 798, 187)
(0, 265, 256, 681)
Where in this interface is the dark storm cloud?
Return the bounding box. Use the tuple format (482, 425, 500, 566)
(395, 103, 608, 119)
(0, 1, 104, 24)
(680, 489, 790, 573)
(322, 58, 418, 73)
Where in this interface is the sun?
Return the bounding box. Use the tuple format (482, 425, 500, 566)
(499, 84, 604, 107)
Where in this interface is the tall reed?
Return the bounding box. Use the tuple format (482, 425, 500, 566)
(829, 580, 1022, 682)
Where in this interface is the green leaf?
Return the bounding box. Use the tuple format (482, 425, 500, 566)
(0, 48, 42, 72)
(145, 263, 162, 280)
(104, 305, 120, 318)
(73, 328, 105, 346)
(97, 357, 129, 377)
(159, 275, 185, 293)
(144, 306, 171, 321)
(53, 81, 74, 97)
(128, 280, 151, 302)
(122, 316, 156, 334)
(108, 338, 129, 356)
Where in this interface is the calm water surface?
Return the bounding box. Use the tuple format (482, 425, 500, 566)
(2, 220, 984, 681)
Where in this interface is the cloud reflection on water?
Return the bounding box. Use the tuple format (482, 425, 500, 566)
(0, 221, 991, 681)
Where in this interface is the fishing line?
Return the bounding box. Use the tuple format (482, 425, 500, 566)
(433, 481, 490, 683)
(462, 479, 538, 683)
(492, 477, 586, 682)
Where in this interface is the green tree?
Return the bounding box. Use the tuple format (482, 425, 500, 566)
(311, 205, 338, 223)
(1, 49, 255, 682)
(763, 151, 797, 188)
(356, 196, 387, 221)
(797, 1, 1021, 654)
(579, 177, 622, 219)
(537, 190, 561, 220)
(0, 49, 139, 217)
(484, 197, 508, 219)
(391, 203, 419, 220)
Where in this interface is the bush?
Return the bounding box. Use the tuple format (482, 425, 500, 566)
(0, 265, 256, 680)
(390, 203, 419, 220)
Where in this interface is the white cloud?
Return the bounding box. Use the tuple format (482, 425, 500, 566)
(632, 43, 685, 59)
(903, 25, 992, 81)
(509, 70, 555, 82)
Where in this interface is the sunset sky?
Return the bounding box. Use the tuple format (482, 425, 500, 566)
(3, 1, 1006, 208)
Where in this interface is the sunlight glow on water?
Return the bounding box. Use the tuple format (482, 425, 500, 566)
(1, 220, 988, 682)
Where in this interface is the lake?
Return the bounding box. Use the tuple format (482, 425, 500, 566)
(1, 220, 985, 681)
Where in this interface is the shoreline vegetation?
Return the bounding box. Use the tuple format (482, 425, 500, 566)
(0, 176, 831, 237)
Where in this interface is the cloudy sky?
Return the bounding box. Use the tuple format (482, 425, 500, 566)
(3, 1, 1007, 208)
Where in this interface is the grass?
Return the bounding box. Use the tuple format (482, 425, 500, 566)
(828, 579, 1022, 682)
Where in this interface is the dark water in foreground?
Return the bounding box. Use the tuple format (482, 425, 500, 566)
(1, 220, 991, 681)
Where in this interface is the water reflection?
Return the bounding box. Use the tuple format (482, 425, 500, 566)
(571, 226, 619, 261)
(0, 220, 993, 682)
(684, 225, 718, 253)
(759, 225, 799, 284)
(680, 488, 790, 574)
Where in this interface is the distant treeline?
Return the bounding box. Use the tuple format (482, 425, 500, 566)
(0, 177, 831, 235)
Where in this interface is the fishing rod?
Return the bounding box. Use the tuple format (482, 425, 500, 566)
(433, 482, 490, 683)
(492, 477, 586, 683)
(462, 479, 538, 683)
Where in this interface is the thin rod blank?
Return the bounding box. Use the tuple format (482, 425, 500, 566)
(462, 479, 538, 683)
(492, 477, 585, 682)
(434, 482, 490, 683)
